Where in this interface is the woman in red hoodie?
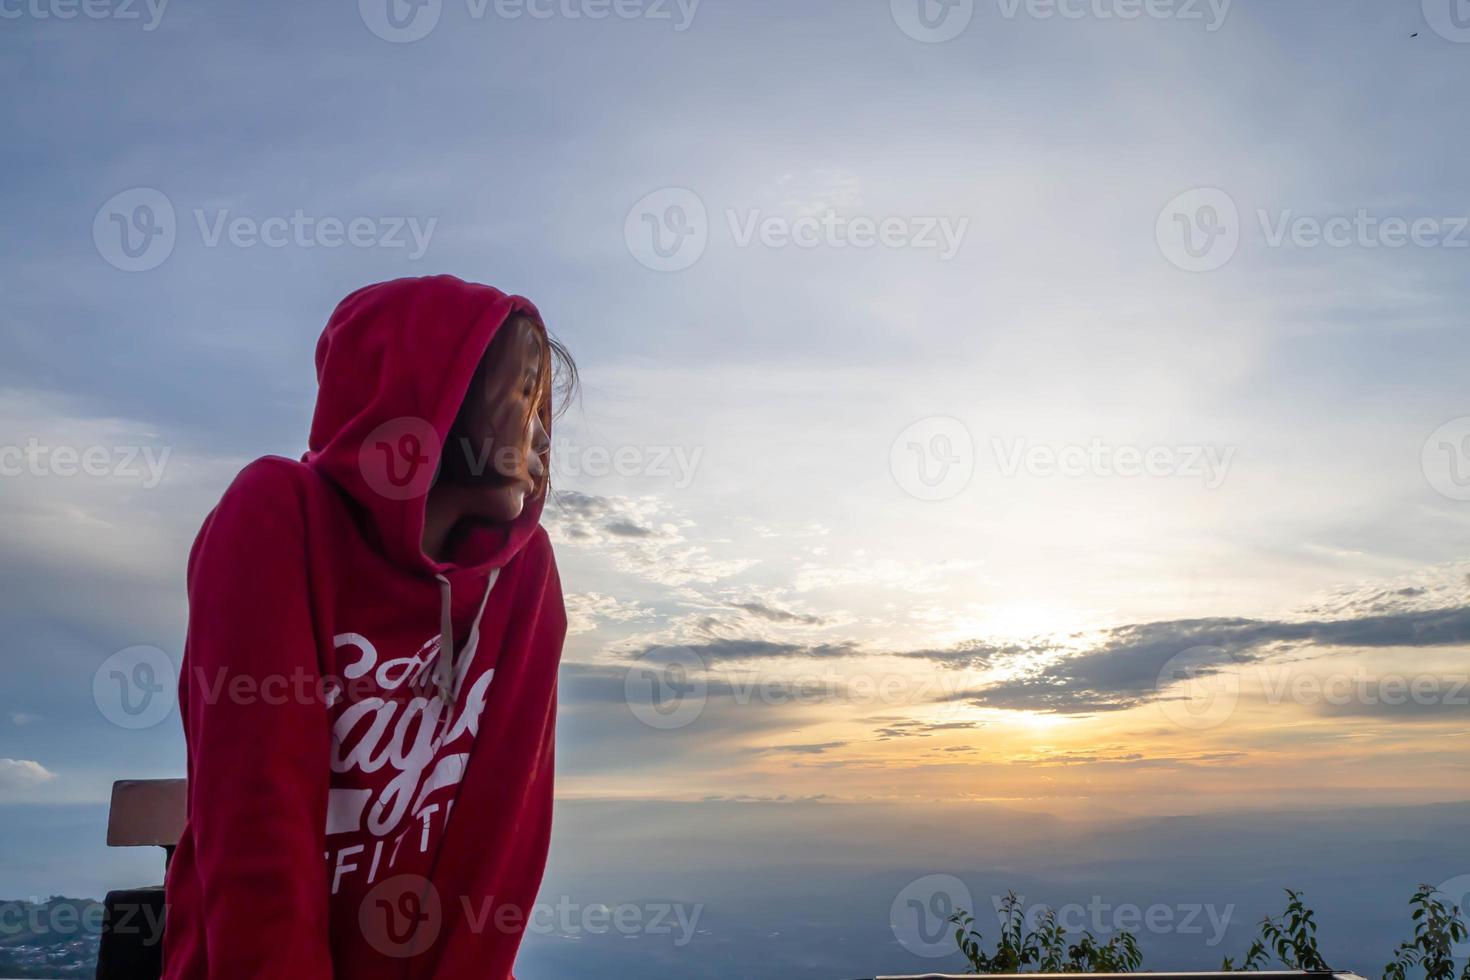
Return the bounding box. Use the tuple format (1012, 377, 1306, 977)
(162, 276, 574, 979)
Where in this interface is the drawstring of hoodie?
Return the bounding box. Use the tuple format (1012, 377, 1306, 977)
(432, 568, 499, 739)
(435, 574, 454, 712)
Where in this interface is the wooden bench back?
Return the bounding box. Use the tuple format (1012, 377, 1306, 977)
(106, 779, 186, 848)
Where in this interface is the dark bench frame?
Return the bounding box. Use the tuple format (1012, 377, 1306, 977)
(96, 779, 184, 980)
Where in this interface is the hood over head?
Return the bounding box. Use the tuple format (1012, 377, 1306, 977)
(303, 275, 548, 577)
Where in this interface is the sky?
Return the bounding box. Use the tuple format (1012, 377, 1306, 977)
(3, 0, 1470, 976)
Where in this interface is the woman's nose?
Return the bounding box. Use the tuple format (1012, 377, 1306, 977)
(532, 412, 549, 452)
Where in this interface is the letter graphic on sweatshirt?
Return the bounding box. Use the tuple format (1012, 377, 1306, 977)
(327, 630, 496, 841)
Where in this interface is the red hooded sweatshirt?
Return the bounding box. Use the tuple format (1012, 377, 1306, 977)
(163, 276, 567, 980)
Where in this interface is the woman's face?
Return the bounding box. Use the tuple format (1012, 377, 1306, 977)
(441, 315, 549, 522)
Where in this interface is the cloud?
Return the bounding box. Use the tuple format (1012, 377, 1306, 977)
(0, 758, 56, 788)
(570, 581, 1470, 723)
(1008, 749, 1247, 768)
(553, 661, 859, 785)
(895, 638, 1062, 671)
(1297, 562, 1470, 619)
(564, 591, 655, 636)
(728, 601, 825, 626)
(604, 519, 658, 539)
(1305, 683, 1470, 721)
(590, 589, 843, 659)
(547, 491, 673, 541)
(547, 491, 757, 586)
(745, 741, 849, 755)
(631, 638, 862, 666)
(872, 719, 984, 740)
(933, 605, 1470, 715)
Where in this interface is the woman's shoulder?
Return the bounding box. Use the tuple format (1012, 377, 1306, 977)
(218, 456, 319, 513)
(196, 456, 339, 550)
(185, 457, 322, 579)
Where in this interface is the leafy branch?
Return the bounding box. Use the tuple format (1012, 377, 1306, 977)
(949, 890, 1143, 974)
(944, 884, 1469, 977)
